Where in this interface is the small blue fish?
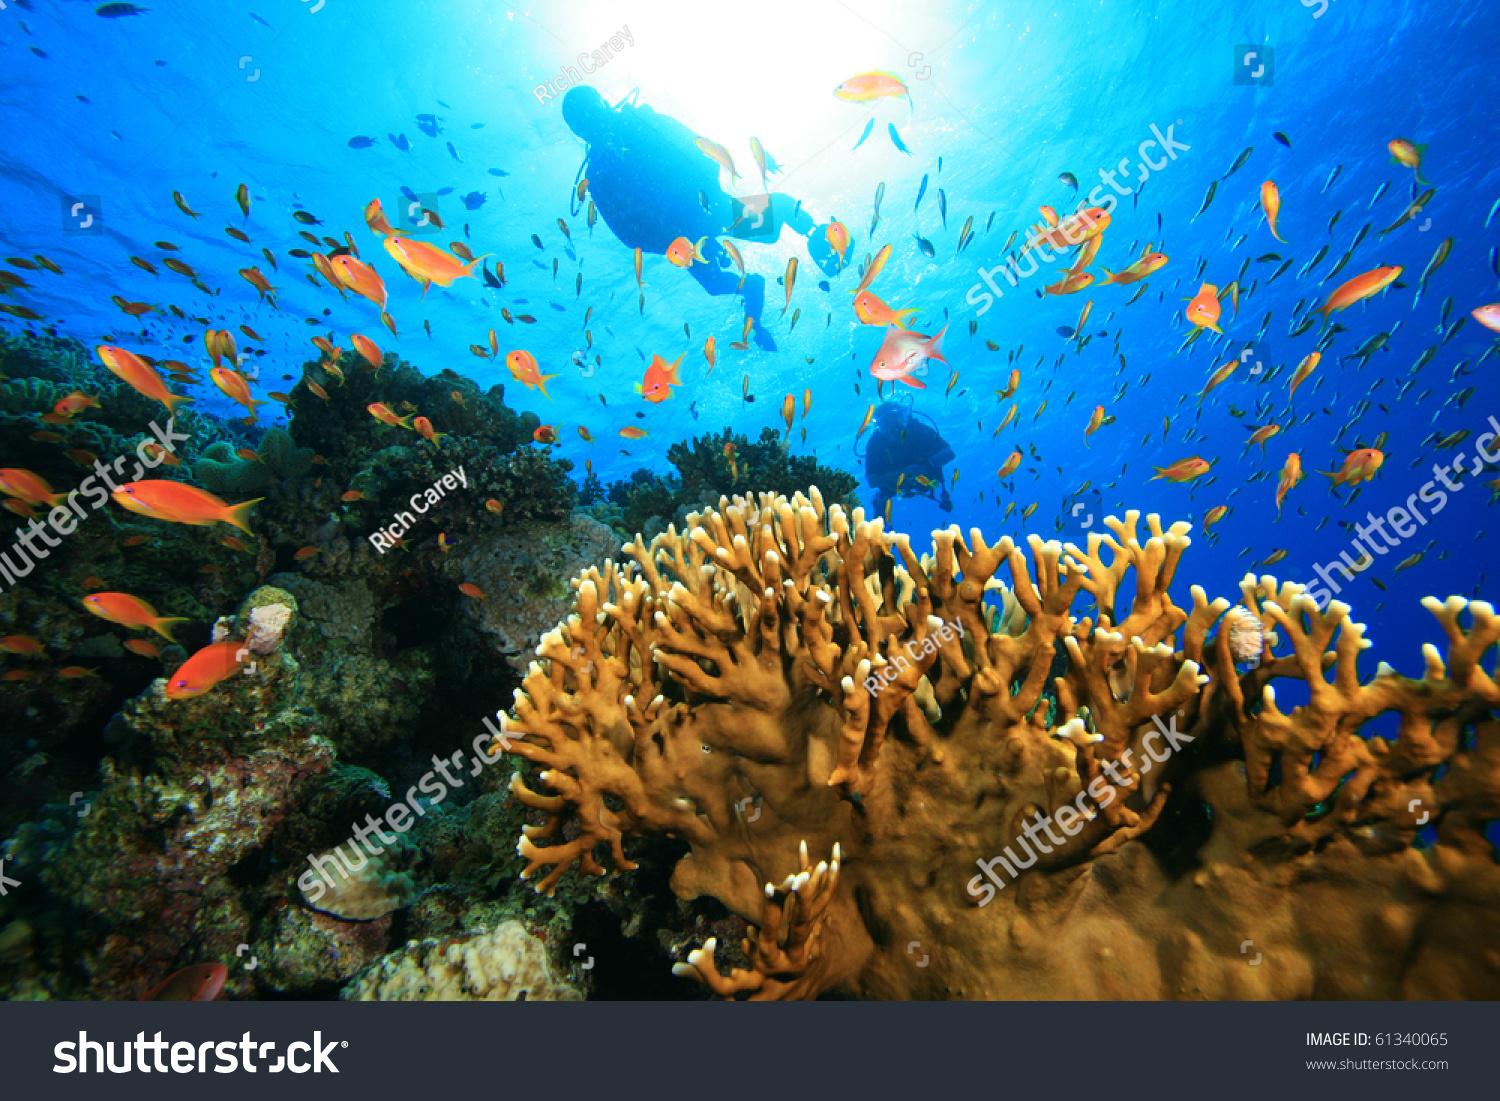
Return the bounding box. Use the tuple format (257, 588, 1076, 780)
(347, 135, 376, 149)
(96, 2, 148, 16)
(470, 123, 485, 129)
(853, 118, 875, 150)
(389, 132, 410, 152)
(462, 192, 487, 211)
(915, 173, 928, 212)
(817, 280, 830, 292)
(416, 113, 442, 137)
(915, 234, 935, 258)
(487, 167, 510, 178)
(446, 141, 461, 162)
(1059, 172, 1079, 191)
(888, 123, 911, 156)
(249, 11, 271, 27)
(938, 188, 947, 230)
(435, 186, 454, 196)
(399, 185, 417, 200)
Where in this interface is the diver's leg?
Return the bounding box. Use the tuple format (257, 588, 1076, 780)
(688, 252, 776, 351)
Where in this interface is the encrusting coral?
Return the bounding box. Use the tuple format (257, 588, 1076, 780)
(498, 489, 1500, 1000)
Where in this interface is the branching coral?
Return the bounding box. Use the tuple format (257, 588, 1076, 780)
(498, 491, 1500, 1000)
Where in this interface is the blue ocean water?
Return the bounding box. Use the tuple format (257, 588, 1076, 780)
(2, 0, 1498, 683)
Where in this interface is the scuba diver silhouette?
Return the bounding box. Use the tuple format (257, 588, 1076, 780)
(561, 85, 846, 352)
(861, 400, 955, 517)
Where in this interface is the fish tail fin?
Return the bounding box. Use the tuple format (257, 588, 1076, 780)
(1099, 268, 1117, 284)
(222, 498, 262, 535)
(461, 254, 491, 279)
(538, 373, 558, 400)
(898, 375, 926, 389)
(162, 392, 194, 415)
(397, 414, 417, 430)
(667, 353, 685, 384)
(925, 324, 948, 364)
(693, 237, 707, 263)
(151, 616, 191, 644)
(893, 307, 921, 327)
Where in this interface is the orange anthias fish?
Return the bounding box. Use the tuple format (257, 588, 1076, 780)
(164, 640, 252, 701)
(826, 221, 851, 269)
(1275, 453, 1304, 516)
(54, 396, 105, 420)
(853, 243, 893, 297)
(210, 367, 267, 423)
(533, 424, 560, 445)
(1289, 351, 1321, 396)
(665, 236, 707, 268)
(869, 325, 947, 388)
(704, 335, 716, 370)
(1244, 424, 1282, 454)
(112, 481, 260, 533)
(97, 346, 193, 414)
(0, 468, 64, 507)
(1323, 448, 1385, 489)
(364, 198, 397, 236)
(1472, 304, 1500, 334)
(1024, 207, 1111, 253)
(1151, 457, 1212, 483)
(834, 71, 913, 115)
(459, 582, 486, 601)
(383, 236, 482, 293)
(238, 265, 278, 302)
(1316, 266, 1403, 320)
(693, 137, 739, 184)
(853, 289, 919, 328)
(352, 333, 383, 370)
(0, 634, 45, 655)
(635, 353, 685, 404)
(1388, 138, 1430, 185)
(204, 328, 237, 369)
(368, 402, 415, 429)
(1043, 270, 1094, 296)
(1100, 250, 1169, 286)
(1185, 284, 1223, 333)
(997, 448, 1023, 479)
(81, 592, 189, 642)
(619, 426, 649, 439)
(329, 254, 388, 309)
(140, 963, 228, 1002)
(413, 416, 446, 447)
(1260, 181, 1287, 243)
(505, 350, 558, 399)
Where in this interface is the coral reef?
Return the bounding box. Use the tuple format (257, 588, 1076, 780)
(195, 429, 315, 494)
(301, 843, 418, 921)
(602, 426, 859, 540)
(342, 920, 584, 1001)
(499, 490, 1500, 1000)
(449, 513, 622, 675)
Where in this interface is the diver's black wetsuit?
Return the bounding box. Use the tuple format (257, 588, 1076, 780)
(866, 408, 955, 516)
(562, 86, 826, 351)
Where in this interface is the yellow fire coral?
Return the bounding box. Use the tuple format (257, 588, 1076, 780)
(499, 490, 1500, 999)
